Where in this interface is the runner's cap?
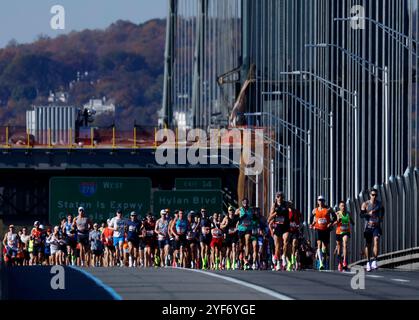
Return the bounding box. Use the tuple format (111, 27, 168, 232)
(78, 207, 85, 212)
(34, 221, 40, 226)
(130, 211, 137, 216)
(160, 209, 167, 215)
(317, 195, 325, 201)
(228, 206, 235, 211)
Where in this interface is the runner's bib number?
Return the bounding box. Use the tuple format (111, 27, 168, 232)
(241, 221, 251, 227)
(275, 216, 285, 224)
(212, 229, 223, 238)
(146, 230, 154, 236)
(368, 216, 379, 227)
(340, 224, 349, 232)
(290, 222, 299, 229)
(228, 228, 236, 235)
(318, 218, 328, 225)
(177, 227, 186, 235)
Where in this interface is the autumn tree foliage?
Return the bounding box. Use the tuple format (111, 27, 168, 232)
(0, 19, 166, 129)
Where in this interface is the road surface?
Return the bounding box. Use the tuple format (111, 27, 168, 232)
(3, 267, 419, 300)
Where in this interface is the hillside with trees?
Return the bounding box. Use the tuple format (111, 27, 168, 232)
(0, 19, 166, 128)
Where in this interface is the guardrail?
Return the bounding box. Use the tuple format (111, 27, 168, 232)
(349, 247, 419, 269)
(0, 125, 264, 150)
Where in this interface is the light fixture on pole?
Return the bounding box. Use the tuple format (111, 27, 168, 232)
(244, 112, 294, 202)
(280, 70, 359, 197)
(334, 16, 419, 59)
(306, 43, 390, 184)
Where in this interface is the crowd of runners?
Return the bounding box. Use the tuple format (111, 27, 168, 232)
(2, 189, 384, 272)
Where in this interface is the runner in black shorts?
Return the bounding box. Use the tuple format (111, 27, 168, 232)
(127, 211, 141, 268)
(310, 196, 336, 270)
(288, 201, 303, 271)
(268, 192, 290, 271)
(236, 199, 253, 270)
(361, 189, 385, 272)
(186, 211, 199, 269)
(221, 206, 239, 270)
(142, 213, 156, 268)
(73, 207, 92, 267)
(199, 209, 212, 270)
(172, 210, 188, 268)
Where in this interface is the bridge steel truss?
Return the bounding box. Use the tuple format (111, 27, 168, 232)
(162, 0, 419, 259)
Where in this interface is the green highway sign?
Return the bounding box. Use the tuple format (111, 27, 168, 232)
(175, 178, 222, 190)
(153, 191, 223, 214)
(49, 177, 151, 225)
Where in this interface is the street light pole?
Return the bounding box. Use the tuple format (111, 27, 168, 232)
(306, 43, 391, 184)
(384, 67, 390, 182)
(329, 112, 334, 209)
(354, 91, 359, 197)
(280, 70, 359, 198)
(287, 146, 291, 200)
(256, 171, 259, 208)
(271, 159, 274, 205)
(334, 17, 419, 59)
(307, 130, 312, 224)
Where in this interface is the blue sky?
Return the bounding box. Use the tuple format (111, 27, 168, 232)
(0, 0, 167, 48)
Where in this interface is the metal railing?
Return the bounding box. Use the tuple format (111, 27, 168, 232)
(0, 125, 266, 151)
(347, 167, 419, 266)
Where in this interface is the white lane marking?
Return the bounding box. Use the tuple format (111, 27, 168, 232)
(175, 268, 294, 300)
(366, 275, 384, 279)
(68, 266, 123, 300)
(392, 279, 410, 283)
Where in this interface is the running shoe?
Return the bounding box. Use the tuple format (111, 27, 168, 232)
(338, 262, 343, 272)
(343, 259, 348, 269)
(226, 259, 231, 270)
(366, 262, 372, 272)
(286, 260, 292, 272)
(252, 263, 257, 270)
(371, 260, 378, 270)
